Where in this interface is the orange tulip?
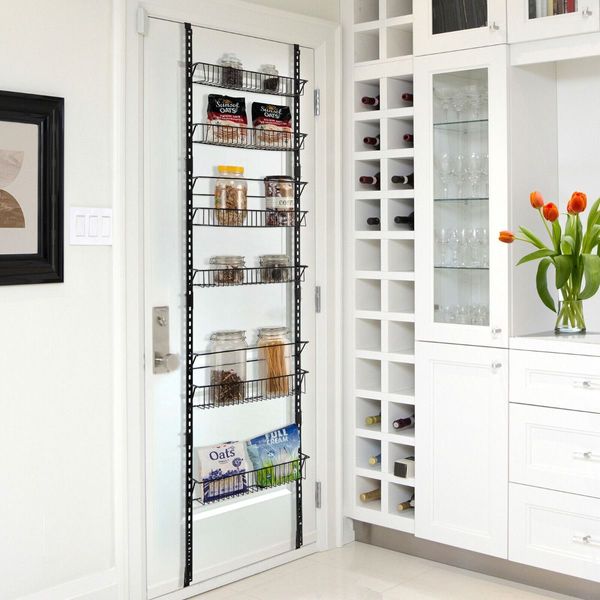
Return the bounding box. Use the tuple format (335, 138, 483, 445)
(530, 191, 544, 209)
(499, 230, 515, 244)
(567, 191, 587, 214)
(542, 202, 559, 222)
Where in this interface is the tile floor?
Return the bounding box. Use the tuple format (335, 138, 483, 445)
(195, 542, 579, 599)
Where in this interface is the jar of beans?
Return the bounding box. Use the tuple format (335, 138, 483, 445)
(259, 254, 291, 283)
(209, 330, 247, 405)
(215, 165, 247, 226)
(209, 255, 245, 286)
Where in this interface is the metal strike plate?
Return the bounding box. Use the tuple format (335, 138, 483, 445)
(153, 306, 180, 374)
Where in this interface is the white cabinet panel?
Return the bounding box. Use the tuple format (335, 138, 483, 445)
(511, 349, 600, 414)
(416, 342, 508, 558)
(414, 0, 506, 56)
(510, 484, 600, 582)
(508, 0, 600, 43)
(510, 403, 600, 498)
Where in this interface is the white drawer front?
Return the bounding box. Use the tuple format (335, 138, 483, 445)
(510, 350, 600, 413)
(510, 484, 600, 582)
(510, 404, 600, 498)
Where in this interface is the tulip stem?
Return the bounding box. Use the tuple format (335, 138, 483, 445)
(538, 208, 554, 244)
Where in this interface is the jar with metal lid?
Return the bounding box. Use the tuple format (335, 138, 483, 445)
(215, 165, 247, 226)
(219, 53, 244, 87)
(264, 175, 295, 226)
(257, 326, 292, 397)
(259, 254, 291, 283)
(209, 330, 247, 405)
(209, 255, 245, 286)
(260, 64, 280, 93)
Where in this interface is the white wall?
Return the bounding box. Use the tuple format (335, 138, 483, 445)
(0, 2, 116, 599)
(243, 0, 340, 22)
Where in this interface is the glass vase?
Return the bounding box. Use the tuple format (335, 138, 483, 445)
(555, 299, 586, 334)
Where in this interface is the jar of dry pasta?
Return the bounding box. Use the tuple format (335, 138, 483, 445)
(214, 165, 247, 226)
(209, 255, 245, 285)
(257, 327, 292, 398)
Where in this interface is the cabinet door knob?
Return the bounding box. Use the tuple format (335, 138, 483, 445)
(582, 7, 593, 17)
(489, 21, 501, 31)
(491, 362, 502, 370)
(491, 327, 502, 337)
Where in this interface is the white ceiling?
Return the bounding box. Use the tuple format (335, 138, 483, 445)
(242, 0, 340, 22)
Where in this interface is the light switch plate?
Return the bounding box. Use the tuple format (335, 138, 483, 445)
(70, 207, 112, 245)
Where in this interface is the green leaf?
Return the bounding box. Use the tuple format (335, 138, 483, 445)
(561, 235, 575, 255)
(536, 258, 557, 313)
(519, 226, 547, 250)
(575, 216, 583, 255)
(553, 255, 572, 289)
(552, 220, 562, 252)
(584, 224, 600, 254)
(516, 248, 556, 266)
(586, 197, 600, 236)
(579, 254, 600, 300)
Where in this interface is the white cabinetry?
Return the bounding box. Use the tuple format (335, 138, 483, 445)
(415, 46, 509, 348)
(414, 0, 506, 56)
(508, 0, 600, 44)
(415, 341, 508, 558)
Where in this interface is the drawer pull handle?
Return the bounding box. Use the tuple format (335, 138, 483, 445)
(573, 534, 599, 546)
(573, 451, 600, 461)
(491, 362, 502, 370)
(573, 380, 598, 389)
(489, 21, 501, 31)
(582, 7, 593, 17)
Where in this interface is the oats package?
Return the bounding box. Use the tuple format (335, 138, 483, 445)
(196, 441, 249, 502)
(206, 94, 247, 144)
(251, 102, 292, 148)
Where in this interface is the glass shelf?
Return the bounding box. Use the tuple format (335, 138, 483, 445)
(433, 118, 489, 131)
(193, 453, 308, 504)
(434, 197, 489, 203)
(434, 265, 489, 271)
(192, 61, 307, 98)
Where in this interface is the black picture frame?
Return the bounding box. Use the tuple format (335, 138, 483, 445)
(0, 90, 64, 285)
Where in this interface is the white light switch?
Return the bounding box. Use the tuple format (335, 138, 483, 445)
(70, 207, 113, 246)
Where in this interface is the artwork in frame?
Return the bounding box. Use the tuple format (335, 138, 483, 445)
(0, 90, 63, 285)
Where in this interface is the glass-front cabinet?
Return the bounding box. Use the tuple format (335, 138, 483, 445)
(415, 46, 509, 348)
(414, 0, 506, 56)
(508, 0, 600, 43)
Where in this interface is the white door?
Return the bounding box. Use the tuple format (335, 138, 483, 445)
(415, 46, 509, 348)
(143, 19, 317, 597)
(414, 0, 507, 56)
(508, 0, 600, 43)
(415, 341, 508, 558)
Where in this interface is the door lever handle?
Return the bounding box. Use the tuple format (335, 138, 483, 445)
(153, 306, 180, 374)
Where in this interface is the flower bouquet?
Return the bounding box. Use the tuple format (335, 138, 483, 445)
(499, 191, 600, 333)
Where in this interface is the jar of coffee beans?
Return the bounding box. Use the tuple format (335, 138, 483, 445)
(259, 254, 291, 283)
(209, 330, 247, 405)
(209, 255, 245, 286)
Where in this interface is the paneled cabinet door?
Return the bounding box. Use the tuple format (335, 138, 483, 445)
(414, 0, 507, 56)
(415, 46, 509, 348)
(508, 0, 600, 43)
(415, 341, 509, 558)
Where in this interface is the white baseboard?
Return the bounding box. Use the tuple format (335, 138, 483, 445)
(17, 568, 118, 600)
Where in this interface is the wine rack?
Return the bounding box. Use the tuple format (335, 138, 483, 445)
(183, 24, 309, 586)
(345, 0, 416, 533)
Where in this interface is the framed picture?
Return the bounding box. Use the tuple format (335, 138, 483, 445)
(0, 90, 63, 285)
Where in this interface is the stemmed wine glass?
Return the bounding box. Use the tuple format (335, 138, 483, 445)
(464, 83, 482, 119)
(466, 151, 483, 197)
(452, 91, 468, 122)
(434, 85, 453, 122)
(455, 153, 466, 198)
(437, 152, 454, 199)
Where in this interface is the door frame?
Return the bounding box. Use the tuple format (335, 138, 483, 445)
(115, 1, 343, 598)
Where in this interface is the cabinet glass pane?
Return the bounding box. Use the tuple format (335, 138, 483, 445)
(528, 0, 577, 19)
(432, 69, 489, 327)
(432, 0, 487, 34)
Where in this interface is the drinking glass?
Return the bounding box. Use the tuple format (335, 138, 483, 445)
(455, 153, 466, 198)
(452, 92, 468, 122)
(434, 86, 453, 121)
(448, 229, 460, 267)
(464, 83, 482, 119)
(437, 152, 454, 199)
(466, 152, 482, 197)
(467, 228, 479, 267)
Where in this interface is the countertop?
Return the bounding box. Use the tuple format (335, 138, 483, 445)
(510, 331, 600, 356)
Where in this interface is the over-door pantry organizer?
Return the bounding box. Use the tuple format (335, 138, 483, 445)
(183, 23, 309, 587)
(348, 0, 417, 533)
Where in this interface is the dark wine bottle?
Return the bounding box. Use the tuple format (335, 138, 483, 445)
(361, 95, 380, 108)
(363, 135, 380, 148)
(392, 415, 415, 430)
(393, 212, 414, 230)
(391, 172, 414, 187)
(403, 133, 414, 144)
(368, 454, 382, 466)
(366, 217, 380, 226)
(359, 172, 380, 188)
(401, 92, 414, 104)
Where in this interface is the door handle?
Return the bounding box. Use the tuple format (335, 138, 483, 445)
(153, 306, 181, 374)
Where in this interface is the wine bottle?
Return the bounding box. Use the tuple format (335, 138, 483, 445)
(403, 133, 414, 144)
(363, 135, 380, 148)
(392, 415, 415, 430)
(391, 172, 414, 187)
(366, 217, 380, 226)
(393, 212, 414, 230)
(397, 496, 415, 511)
(360, 488, 381, 502)
(365, 414, 381, 426)
(401, 92, 414, 104)
(361, 95, 380, 108)
(359, 172, 380, 188)
(368, 454, 382, 466)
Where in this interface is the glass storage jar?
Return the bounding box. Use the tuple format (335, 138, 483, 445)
(209, 255, 245, 286)
(209, 330, 248, 405)
(260, 64, 280, 93)
(219, 53, 244, 87)
(257, 327, 292, 397)
(259, 254, 291, 283)
(214, 165, 247, 226)
(264, 175, 295, 226)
